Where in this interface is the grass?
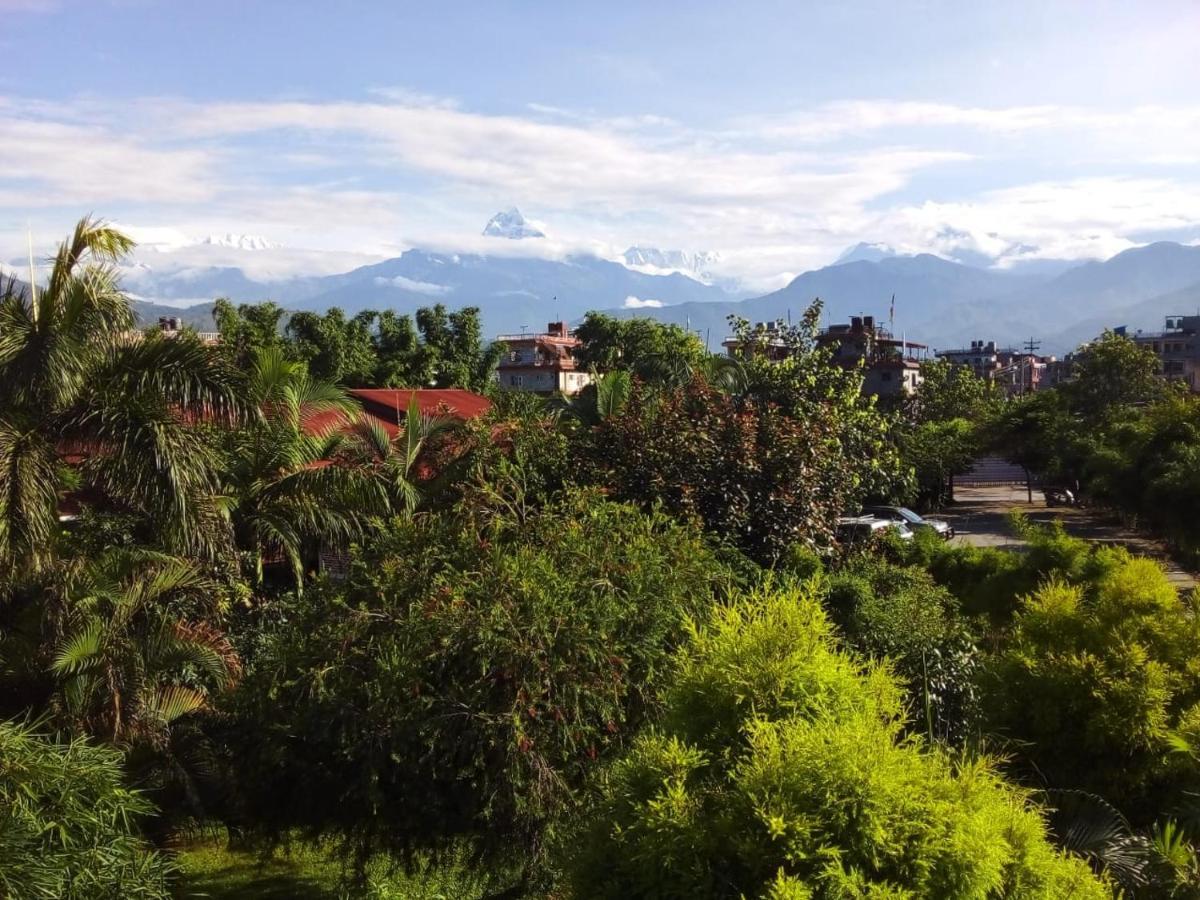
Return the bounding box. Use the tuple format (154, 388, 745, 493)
(172, 833, 506, 899)
(174, 838, 341, 899)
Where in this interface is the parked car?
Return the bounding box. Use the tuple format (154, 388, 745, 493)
(836, 516, 914, 546)
(860, 505, 954, 540)
(1042, 486, 1076, 508)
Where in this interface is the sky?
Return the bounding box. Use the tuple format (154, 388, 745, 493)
(4, 0, 1200, 289)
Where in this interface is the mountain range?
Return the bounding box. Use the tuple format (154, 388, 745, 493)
(610, 242, 1200, 354)
(13, 211, 1200, 356)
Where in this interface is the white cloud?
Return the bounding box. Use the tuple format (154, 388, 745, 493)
(5, 90, 1200, 289)
(374, 274, 451, 295)
(623, 296, 663, 308)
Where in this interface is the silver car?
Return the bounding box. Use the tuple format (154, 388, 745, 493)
(861, 505, 954, 540)
(836, 516, 914, 546)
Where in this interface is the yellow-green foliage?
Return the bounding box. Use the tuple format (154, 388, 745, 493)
(569, 583, 1110, 899)
(986, 548, 1200, 817)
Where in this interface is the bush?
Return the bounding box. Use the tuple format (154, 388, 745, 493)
(568, 583, 1109, 899)
(227, 490, 735, 881)
(984, 549, 1200, 821)
(824, 557, 980, 744)
(896, 515, 1123, 626)
(0, 720, 173, 899)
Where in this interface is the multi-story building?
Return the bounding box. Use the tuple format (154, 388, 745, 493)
(937, 340, 1003, 379)
(495, 321, 593, 396)
(1122, 316, 1200, 392)
(816, 315, 927, 396)
(937, 339, 1055, 395)
(724, 315, 927, 396)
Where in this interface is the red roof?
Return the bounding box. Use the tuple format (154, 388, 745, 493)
(303, 388, 491, 438)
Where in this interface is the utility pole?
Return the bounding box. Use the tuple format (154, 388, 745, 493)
(1022, 337, 1041, 394)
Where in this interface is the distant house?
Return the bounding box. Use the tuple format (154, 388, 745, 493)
(816, 315, 928, 397)
(937, 339, 1055, 395)
(496, 322, 593, 396)
(1120, 316, 1200, 392)
(723, 315, 927, 397)
(156, 316, 221, 345)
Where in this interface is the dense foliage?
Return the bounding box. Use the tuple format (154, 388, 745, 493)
(0, 720, 173, 899)
(570, 583, 1109, 898)
(6, 217, 1200, 897)
(215, 299, 503, 390)
(227, 491, 733, 878)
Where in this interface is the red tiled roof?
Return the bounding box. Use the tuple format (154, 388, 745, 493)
(303, 388, 491, 438)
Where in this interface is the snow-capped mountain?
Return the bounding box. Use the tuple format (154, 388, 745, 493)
(622, 246, 721, 282)
(199, 233, 284, 251)
(834, 242, 899, 265)
(482, 208, 545, 240)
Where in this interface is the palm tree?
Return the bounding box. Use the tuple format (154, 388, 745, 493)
(552, 369, 632, 426)
(0, 218, 244, 576)
(48, 548, 240, 748)
(223, 346, 388, 584)
(344, 395, 460, 515)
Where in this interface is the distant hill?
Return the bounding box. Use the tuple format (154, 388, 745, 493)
(293, 249, 739, 335)
(601, 243, 1200, 356)
(600, 254, 1043, 352)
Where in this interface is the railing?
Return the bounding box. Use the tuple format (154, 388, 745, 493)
(495, 333, 572, 342)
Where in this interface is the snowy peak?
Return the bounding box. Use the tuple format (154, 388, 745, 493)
(622, 246, 721, 282)
(482, 208, 545, 240)
(834, 242, 899, 265)
(199, 233, 283, 251)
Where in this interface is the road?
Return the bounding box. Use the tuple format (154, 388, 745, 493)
(940, 485, 1197, 592)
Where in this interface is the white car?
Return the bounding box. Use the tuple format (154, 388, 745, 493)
(836, 516, 914, 545)
(861, 505, 954, 540)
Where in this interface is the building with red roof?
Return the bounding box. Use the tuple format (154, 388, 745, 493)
(495, 321, 592, 396)
(303, 388, 491, 437)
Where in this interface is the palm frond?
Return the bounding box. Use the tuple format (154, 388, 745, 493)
(51, 621, 105, 676)
(143, 684, 207, 724)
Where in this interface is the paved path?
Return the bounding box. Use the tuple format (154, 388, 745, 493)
(940, 485, 1197, 592)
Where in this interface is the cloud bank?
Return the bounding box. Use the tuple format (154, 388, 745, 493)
(5, 91, 1200, 289)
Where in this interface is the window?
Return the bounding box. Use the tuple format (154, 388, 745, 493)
(510, 375, 523, 386)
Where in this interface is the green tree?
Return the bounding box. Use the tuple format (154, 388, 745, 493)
(285, 308, 378, 385)
(1062, 330, 1172, 422)
(569, 582, 1109, 899)
(227, 490, 734, 885)
(573, 312, 706, 378)
(0, 219, 243, 575)
(580, 378, 856, 563)
(416, 304, 503, 390)
(899, 417, 981, 507)
(221, 347, 387, 584)
(0, 720, 174, 899)
(907, 357, 997, 424)
(213, 298, 287, 369)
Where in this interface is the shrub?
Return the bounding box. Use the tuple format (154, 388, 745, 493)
(568, 583, 1110, 899)
(984, 549, 1200, 821)
(227, 490, 734, 881)
(824, 557, 980, 744)
(0, 720, 173, 899)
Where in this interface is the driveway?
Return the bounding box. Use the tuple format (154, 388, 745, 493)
(940, 485, 1197, 592)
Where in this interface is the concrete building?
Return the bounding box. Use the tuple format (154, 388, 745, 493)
(724, 315, 927, 397)
(1122, 315, 1200, 392)
(496, 321, 593, 396)
(937, 339, 1055, 396)
(816, 315, 928, 397)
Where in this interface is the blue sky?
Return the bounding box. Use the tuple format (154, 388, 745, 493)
(4, 0, 1200, 287)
